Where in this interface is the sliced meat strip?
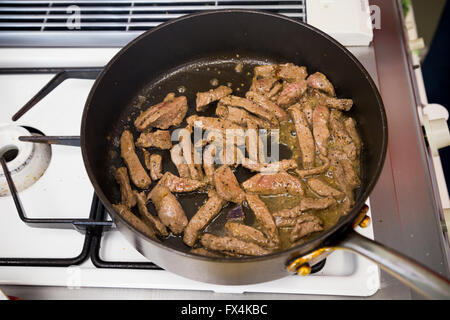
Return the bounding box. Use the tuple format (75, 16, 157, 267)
(159, 172, 206, 193)
(300, 196, 336, 211)
(273, 206, 302, 219)
(178, 133, 203, 181)
(288, 106, 315, 169)
(170, 144, 191, 178)
(307, 177, 344, 199)
(268, 82, 283, 99)
(148, 185, 188, 235)
(196, 85, 233, 112)
(225, 221, 277, 249)
(183, 191, 226, 247)
(149, 154, 163, 180)
(245, 91, 290, 122)
(312, 90, 353, 111)
(142, 149, 152, 172)
(242, 172, 305, 196)
(216, 104, 273, 130)
(186, 115, 245, 136)
(249, 77, 278, 95)
(190, 247, 223, 258)
(213, 165, 245, 203)
(307, 72, 335, 96)
(203, 143, 217, 182)
(134, 191, 168, 237)
(200, 234, 270, 256)
(329, 150, 361, 188)
(277, 80, 307, 107)
(120, 130, 151, 189)
(136, 130, 172, 149)
(241, 158, 297, 173)
(245, 194, 280, 245)
(254, 64, 277, 79)
(114, 167, 137, 208)
(134, 95, 188, 131)
(218, 95, 276, 123)
(277, 63, 308, 81)
(312, 105, 330, 156)
(295, 154, 330, 178)
(301, 101, 314, 125)
(290, 214, 324, 242)
(113, 204, 156, 240)
(275, 216, 298, 228)
(329, 110, 357, 160)
(344, 117, 362, 156)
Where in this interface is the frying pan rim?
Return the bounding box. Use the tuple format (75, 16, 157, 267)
(81, 9, 388, 264)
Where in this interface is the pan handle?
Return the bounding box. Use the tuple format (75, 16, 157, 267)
(336, 230, 450, 299)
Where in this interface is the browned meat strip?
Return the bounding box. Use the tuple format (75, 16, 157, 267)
(288, 106, 315, 169)
(329, 110, 357, 160)
(113, 204, 156, 240)
(242, 172, 305, 196)
(213, 165, 245, 203)
(277, 80, 307, 107)
(196, 85, 233, 112)
(254, 64, 277, 78)
(136, 130, 172, 149)
(312, 90, 353, 111)
(250, 77, 278, 95)
(273, 206, 302, 219)
(190, 247, 222, 257)
(186, 115, 245, 133)
(142, 149, 152, 172)
(114, 167, 136, 208)
(312, 105, 330, 156)
(300, 196, 336, 211)
(203, 143, 217, 181)
(225, 221, 276, 249)
(148, 185, 188, 235)
(307, 177, 344, 199)
(301, 101, 314, 125)
(241, 158, 297, 173)
(307, 72, 335, 96)
(245, 91, 290, 122)
(218, 95, 276, 123)
(159, 172, 207, 193)
(245, 194, 280, 245)
(200, 234, 270, 256)
(290, 214, 323, 242)
(170, 144, 191, 179)
(148, 154, 163, 180)
(183, 191, 226, 246)
(216, 104, 273, 129)
(120, 130, 151, 189)
(277, 63, 307, 81)
(344, 117, 362, 156)
(134, 191, 168, 237)
(295, 154, 330, 178)
(275, 217, 298, 228)
(134, 95, 188, 131)
(268, 82, 283, 99)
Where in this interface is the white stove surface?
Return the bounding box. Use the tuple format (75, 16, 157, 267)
(0, 49, 379, 297)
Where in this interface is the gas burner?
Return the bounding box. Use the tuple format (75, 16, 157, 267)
(0, 125, 51, 196)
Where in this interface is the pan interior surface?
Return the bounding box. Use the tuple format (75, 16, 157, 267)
(82, 11, 386, 261)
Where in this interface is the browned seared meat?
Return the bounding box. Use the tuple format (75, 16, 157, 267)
(273, 206, 302, 220)
(307, 177, 344, 199)
(344, 117, 362, 156)
(186, 115, 245, 133)
(268, 82, 283, 99)
(203, 143, 217, 181)
(120, 130, 151, 189)
(301, 196, 336, 211)
(245, 91, 290, 122)
(254, 64, 277, 78)
(307, 72, 335, 96)
(216, 104, 273, 130)
(312, 90, 353, 111)
(213, 165, 245, 203)
(245, 194, 280, 245)
(242, 172, 305, 196)
(290, 214, 323, 242)
(295, 154, 330, 178)
(277, 80, 307, 107)
(136, 130, 172, 149)
(190, 247, 222, 257)
(134, 95, 187, 131)
(301, 101, 314, 125)
(241, 158, 297, 173)
(275, 217, 298, 228)
(225, 221, 276, 249)
(148, 185, 188, 235)
(134, 191, 168, 237)
(147, 153, 162, 180)
(196, 85, 232, 112)
(329, 110, 357, 160)
(114, 167, 136, 208)
(288, 106, 315, 169)
(159, 171, 206, 193)
(277, 63, 307, 82)
(183, 191, 226, 246)
(312, 105, 330, 156)
(142, 149, 152, 172)
(200, 234, 270, 256)
(250, 77, 278, 95)
(170, 144, 191, 179)
(113, 204, 156, 240)
(219, 95, 276, 123)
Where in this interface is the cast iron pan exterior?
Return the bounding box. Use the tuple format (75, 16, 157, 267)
(81, 10, 387, 284)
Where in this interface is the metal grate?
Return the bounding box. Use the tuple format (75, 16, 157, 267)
(0, 0, 306, 46)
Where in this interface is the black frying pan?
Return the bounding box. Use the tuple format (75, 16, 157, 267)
(80, 10, 450, 298)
